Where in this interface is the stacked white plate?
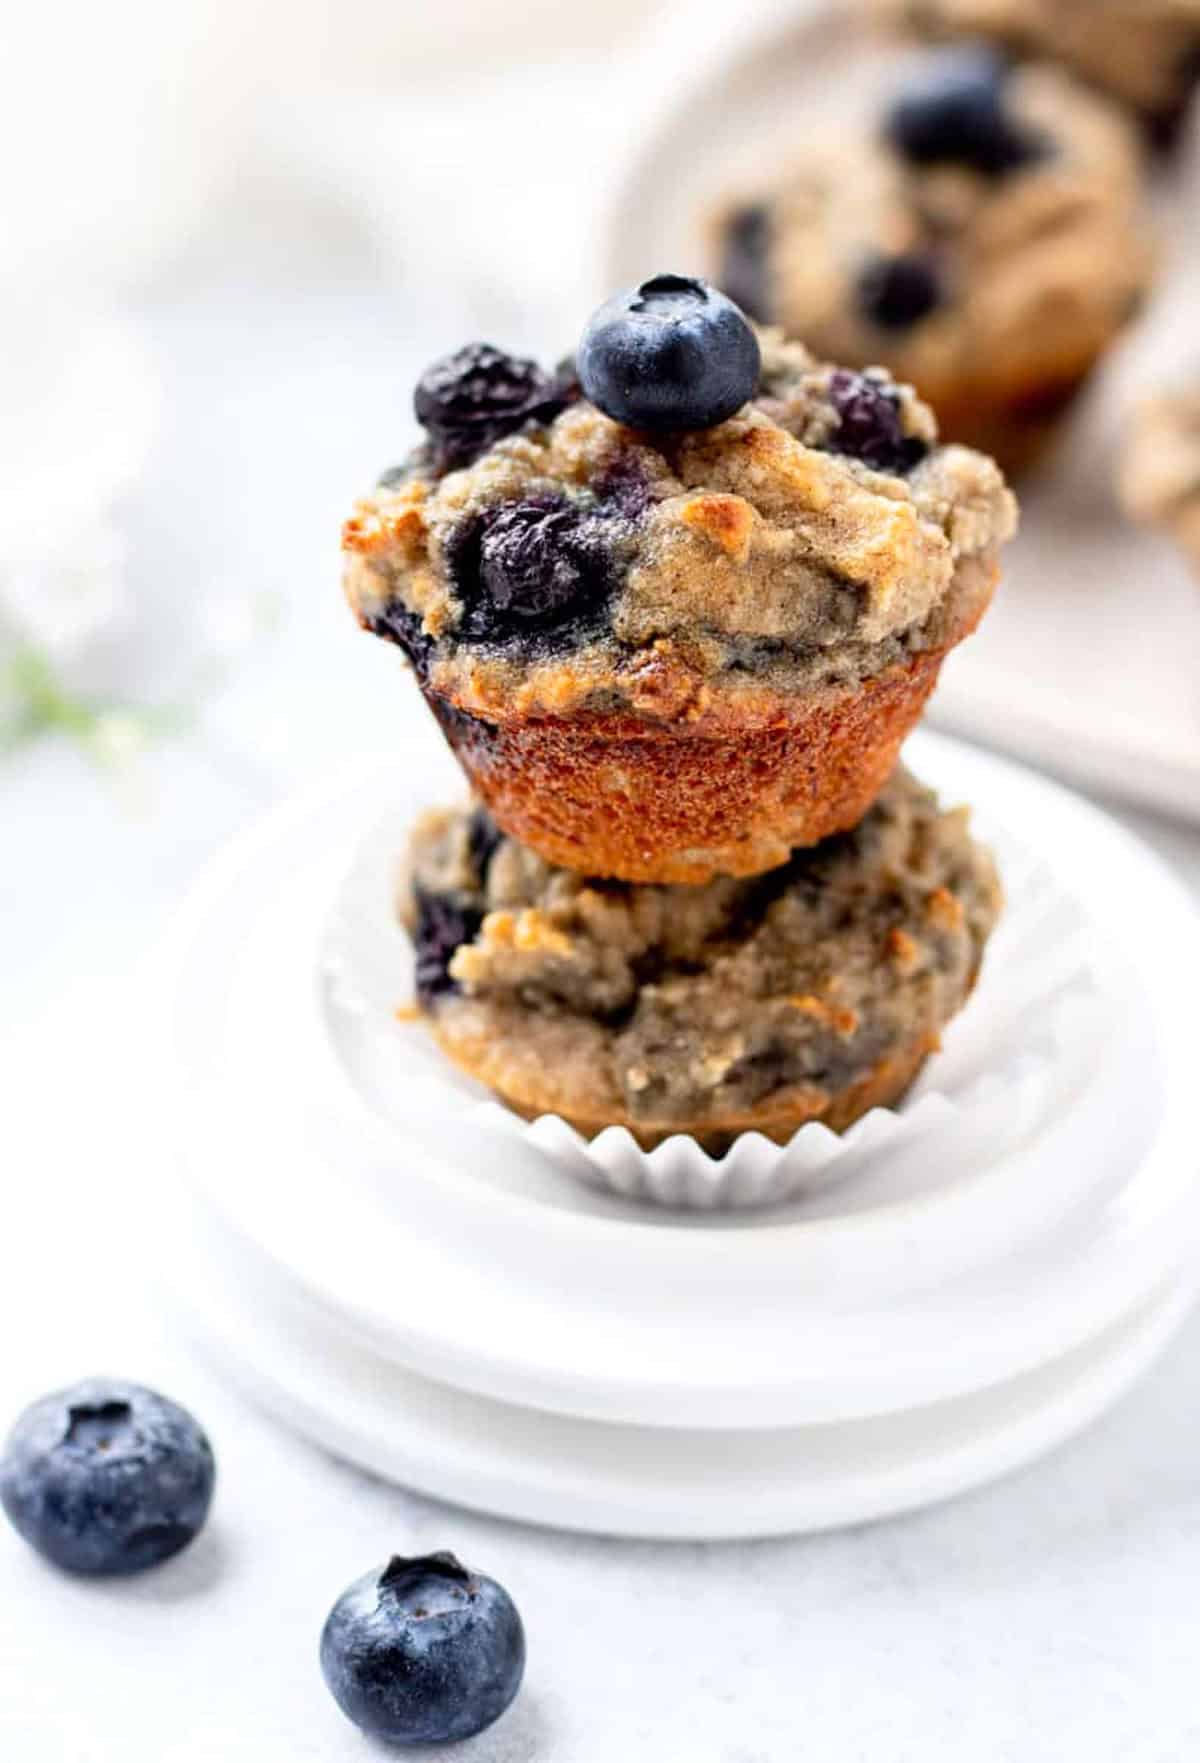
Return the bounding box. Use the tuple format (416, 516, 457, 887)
(146, 731, 1200, 1539)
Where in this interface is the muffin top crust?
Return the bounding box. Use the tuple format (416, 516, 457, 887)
(714, 53, 1154, 401)
(343, 301, 1015, 724)
(400, 771, 1001, 1132)
(868, 0, 1200, 126)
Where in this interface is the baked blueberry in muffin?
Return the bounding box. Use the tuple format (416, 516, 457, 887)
(711, 50, 1155, 473)
(344, 277, 1015, 883)
(399, 772, 1001, 1152)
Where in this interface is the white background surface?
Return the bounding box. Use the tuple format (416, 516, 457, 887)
(5, 262, 1200, 1763)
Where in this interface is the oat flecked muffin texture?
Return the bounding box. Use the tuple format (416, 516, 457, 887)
(344, 318, 1015, 882)
(712, 57, 1155, 472)
(400, 772, 1002, 1153)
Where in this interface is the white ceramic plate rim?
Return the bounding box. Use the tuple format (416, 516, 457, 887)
(168, 1183, 1199, 1540)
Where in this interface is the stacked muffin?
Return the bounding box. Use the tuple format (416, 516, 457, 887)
(342, 278, 1013, 1153)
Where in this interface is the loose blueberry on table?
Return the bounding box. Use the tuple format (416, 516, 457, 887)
(320, 1551, 526, 1747)
(0, 1379, 216, 1575)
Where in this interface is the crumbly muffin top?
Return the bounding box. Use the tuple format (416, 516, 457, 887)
(714, 58, 1154, 400)
(1120, 391, 1200, 574)
(343, 326, 1014, 721)
(869, 0, 1200, 122)
(400, 771, 1000, 1130)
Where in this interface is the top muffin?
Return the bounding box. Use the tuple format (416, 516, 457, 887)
(713, 50, 1154, 469)
(343, 278, 1015, 882)
(869, 0, 1200, 136)
(344, 305, 1013, 727)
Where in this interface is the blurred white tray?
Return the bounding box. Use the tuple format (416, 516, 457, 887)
(602, 0, 1200, 823)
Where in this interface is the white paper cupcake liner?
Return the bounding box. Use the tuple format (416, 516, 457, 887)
(318, 806, 1103, 1211)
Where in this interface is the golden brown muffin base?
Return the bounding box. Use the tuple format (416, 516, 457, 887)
(430, 1016, 941, 1156)
(423, 561, 996, 885)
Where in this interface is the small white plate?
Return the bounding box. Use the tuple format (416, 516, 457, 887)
(601, 0, 1200, 823)
(144, 733, 1200, 1439)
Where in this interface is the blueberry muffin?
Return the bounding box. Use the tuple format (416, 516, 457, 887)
(713, 49, 1155, 473)
(400, 771, 1001, 1153)
(869, 0, 1200, 142)
(1119, 390, 1200, 576)
(344, 277, 1015, 884)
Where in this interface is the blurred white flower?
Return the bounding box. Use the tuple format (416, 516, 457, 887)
(0, 302, 158, 760)
(0, 303, 156, 671)
(87, 710, 150, 770)
(1, 529, 129, 666)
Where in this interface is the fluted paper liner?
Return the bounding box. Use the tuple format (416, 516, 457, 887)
(319, 811, 1100, 1210)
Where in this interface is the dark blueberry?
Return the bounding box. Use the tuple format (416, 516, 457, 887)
(0, 1380, 215, 1576)
(827, 369, 929, 474)
(366, 601, 435, 685)
(412, 338, 574, 472)
(449, 495, 616, 644)
(320, 1552, 525, 1747)
(412, 888, 482, 1004)
(884, 46, 1047, 176)
(719, 204, 773, 322)
(480, 498, 612, 622)
(413, 343, 571, 473)
(593, 454, 655, 523)
(578, 274, 761, 432)
(466, 805, 503, 883)
(414, 342, 539, 454)
(1147, 40, 1200, 149)
(856, 251, 944, 331)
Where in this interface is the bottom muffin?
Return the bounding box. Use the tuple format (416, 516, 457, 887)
(399, 769, 1001, 1154)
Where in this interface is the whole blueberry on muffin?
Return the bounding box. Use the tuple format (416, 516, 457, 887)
(712, 50, 1155, 473)
(344, 276, 1016, 883)
(399, 772, 1001, 1153)
(867, 0, 1200, 145)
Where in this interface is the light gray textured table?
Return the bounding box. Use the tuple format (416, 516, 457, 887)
(3, 276, 1199, 1762)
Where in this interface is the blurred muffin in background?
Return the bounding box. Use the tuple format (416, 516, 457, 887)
(1119, 391, 1200, 578)
(711, 47, 1156, 473)
(867, 0, 1200, 144)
